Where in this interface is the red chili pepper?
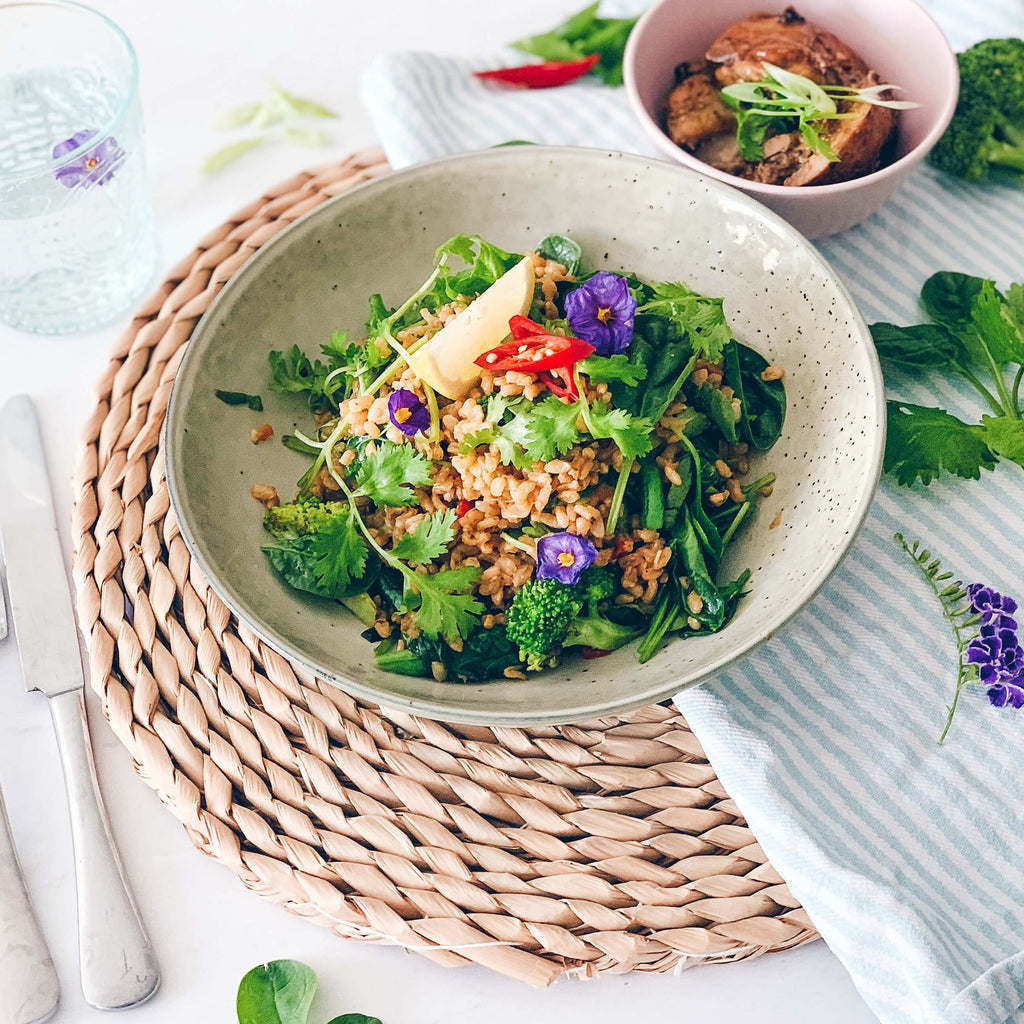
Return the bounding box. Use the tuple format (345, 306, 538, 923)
(474, 53, 600, 90)
(508, 314, 549, 339)
(540, 366, 580, 400)
(579, 646, 613, 660)
(455, 498, 473, 518)
(475, 332, 594, 374)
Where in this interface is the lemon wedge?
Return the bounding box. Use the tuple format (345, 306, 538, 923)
(406, 256, 535, 400)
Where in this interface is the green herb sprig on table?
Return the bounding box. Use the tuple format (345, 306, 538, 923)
(236, 959, 381, 1024)
(204, 82, 338, 174)
(720, 62, 916, 163)
(871, 271, 1024, 486)
(511, 1, 639, 86)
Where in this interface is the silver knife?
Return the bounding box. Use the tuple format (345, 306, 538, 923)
(0, 394, 159, 1011)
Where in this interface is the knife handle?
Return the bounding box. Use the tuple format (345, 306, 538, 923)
(48, 690, 159, 1010)
(0, 785, 60, 1024)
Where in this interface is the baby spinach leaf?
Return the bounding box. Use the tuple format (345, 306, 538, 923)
(537, 234, 581, 275)
(692, 381, 739, 444)
(724, 340, 787, 450)
(236, 960, 317, 1024)
(327, 1016, 383, 1024)
(406, 623, 519, 682)
(920, 271, 991, 332)
(870, 322, 965, 370)
(636, 282, 732, 363)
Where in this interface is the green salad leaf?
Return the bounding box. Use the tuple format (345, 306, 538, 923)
(236, 960, 317, 1024)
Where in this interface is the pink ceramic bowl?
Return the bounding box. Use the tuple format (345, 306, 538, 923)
(623, 0, 959, 239)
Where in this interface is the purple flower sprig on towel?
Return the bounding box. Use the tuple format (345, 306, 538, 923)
(896, 533, 1024, 742)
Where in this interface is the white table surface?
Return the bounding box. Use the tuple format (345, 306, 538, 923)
(0, 2, 882, 1021)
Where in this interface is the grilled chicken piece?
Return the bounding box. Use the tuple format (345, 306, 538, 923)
(665, 60, 737, 151)
(706, 7, 870, 88)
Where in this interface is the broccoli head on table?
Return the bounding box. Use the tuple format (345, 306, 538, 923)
(930, 38, 1024, 182)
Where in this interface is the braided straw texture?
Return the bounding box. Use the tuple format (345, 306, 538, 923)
(70, 148, 818, 987)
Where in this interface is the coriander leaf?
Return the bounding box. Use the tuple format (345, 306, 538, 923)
(537, 234, 582, 275)
(366, 293, 394, 335)
(237, 960, 317, 1024)
(870, 321, 965, 370)
(202, 137, 268, 174)
(432, 233, 521, 303)
(215, 389, 263, 411)
(1005, 282, 1024, 337)
(579, 354, 647, 386)
(262, 504, 370, 599)
(885, 401, 996, 486)
(587, 400, 653, 460)
(458, 427, 499, 454)
(523, 396, 582, 461)
(390, 508, 457, 564)
(980, 415, 1024, 465)
(407, 566, 484, 642)
(637, 282, 732, 363)
(355, 443, 434, 506)
(970, 280, 1024, 366)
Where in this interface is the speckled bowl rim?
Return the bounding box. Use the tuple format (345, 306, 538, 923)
(164, 145, 886, 725)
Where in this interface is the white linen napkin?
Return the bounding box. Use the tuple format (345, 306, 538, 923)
(361, 2, 1024, 1021)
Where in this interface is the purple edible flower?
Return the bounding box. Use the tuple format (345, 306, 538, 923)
(387, 389, 429, 435)
(966, 583, 1018, 630)
(564, 272, 636, 355)
(987, 675, 1024, 709)
(536, 531, 597, 586)
(53, 129, 124, 189)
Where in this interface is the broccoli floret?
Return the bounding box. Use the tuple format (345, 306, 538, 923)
(263, 499, 348, 538)
(505, 570, 642, 670)
(505, 578, 582, 671)
(930, 38, 1024, 182)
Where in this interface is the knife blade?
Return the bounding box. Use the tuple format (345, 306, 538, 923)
(0, 394, 159, 1011)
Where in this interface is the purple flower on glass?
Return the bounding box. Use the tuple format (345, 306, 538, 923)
(564, 272, 636, 355)
(387, 389, 429, 435)
(52, 129, 124, 189)
(536, 531, 597, 586)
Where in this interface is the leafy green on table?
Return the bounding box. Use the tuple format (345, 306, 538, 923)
(235, 959, 382, 1024)
(511, 2, 640, 86)
(205, 80, 338, 174)
(871, 270, 1024, 485)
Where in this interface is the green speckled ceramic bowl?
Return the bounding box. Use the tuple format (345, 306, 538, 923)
(164, 146, 884, 725)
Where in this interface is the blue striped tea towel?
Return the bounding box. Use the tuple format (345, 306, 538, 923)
(360, 2, 1024, 1020)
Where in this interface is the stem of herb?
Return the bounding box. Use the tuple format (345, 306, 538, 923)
(894, 533, 981, 743)
(297, 416, 348, 496)
(423, 381, 442, 442)
(1011, 362, 1024, 417)
(500, 532, 537, 557)
(956, 363, 1005, 417)
(605, 459, 633, 537)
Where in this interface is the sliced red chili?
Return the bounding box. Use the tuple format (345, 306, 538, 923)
(474, 53, 600, 90)
(508, 314, 549, 339)
(455, 498, 473, 518)
(475, 333, 594, 374)
(540, 366, 580, 400)
(579, 645, 613, 660)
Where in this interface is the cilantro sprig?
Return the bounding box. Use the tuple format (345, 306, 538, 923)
(872, 272, 1024, 486)
(263, 442, 482, 643)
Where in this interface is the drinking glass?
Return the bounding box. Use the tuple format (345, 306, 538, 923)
(0, 1, 158, 334)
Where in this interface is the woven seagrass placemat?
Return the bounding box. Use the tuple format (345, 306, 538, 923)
(69, 147, 818, 986)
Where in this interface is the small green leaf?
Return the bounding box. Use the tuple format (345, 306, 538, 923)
(285, 127, 334, 148)
(201, 137, 268, 174)
(236, 960, 317, 1024)
(884, 402, 997, 486)
(272, 83, 339, 119)
(355, 444, 433, 507)
(215, 389, 263, 411)
(215, 102, 261, 130)
(980, 415, 1024, 465)
(326, 1016, 383, 1024)
(390, 508, 457, 565)
(870, 322, 964, 370)
(579, 354, 647, 386)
